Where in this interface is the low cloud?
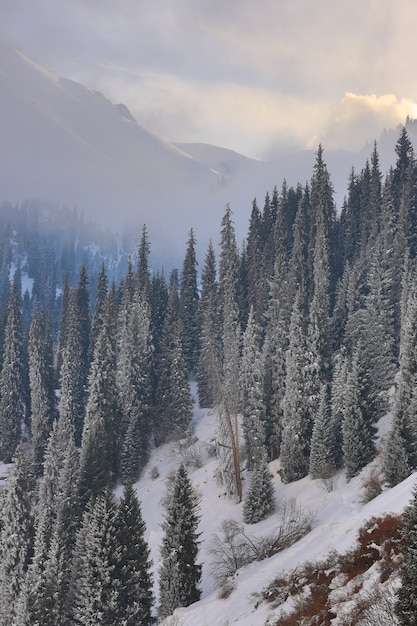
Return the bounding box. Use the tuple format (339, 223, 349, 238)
(311, 93, 417, 151)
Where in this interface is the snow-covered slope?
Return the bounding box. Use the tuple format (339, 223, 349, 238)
(133, 389, 415, 625)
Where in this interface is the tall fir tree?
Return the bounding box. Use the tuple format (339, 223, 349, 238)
(113, 482, 154, 625)
(243, 457, 275, 524)
(59, 289, 86, 446)
(79, 294, 120, 503)
(0, 278, 26, 463)
(197, 240, 220, 408)
(76, 264, 91, 390)
(262, 245, 291, 460)
(117, 293, 153, 483)
(309, 384, 336, 479)
(240, 307, 266, 470)
(158, 464, 201, 621)
(28, 307, 56, 474)
(41, 417, 81, 625)
(180, 228, 200, 373)
(280, 291, 312, 482)
(70, 489, 119, 626)
(24, 417, 80, 625)
(0, 445, 34, 626)
(88, 262, 108, 363)
(217, 205, 243, 500)
(342, 343, 377, 480)
(154, 270, 192, 444)
(135, 224, 151, 300)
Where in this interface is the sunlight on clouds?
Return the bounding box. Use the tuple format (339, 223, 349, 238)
(311, 92, 417, 151)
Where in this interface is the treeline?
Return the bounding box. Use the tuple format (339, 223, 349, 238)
(1, 127, 417, 621)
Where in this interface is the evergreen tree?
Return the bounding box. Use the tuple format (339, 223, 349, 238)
(330, 348, 349, 469)
(396, 484, 417, 624)
(309, 384, 336, 479)
(158, 464, 201, 621)
(263, 246, 291, 460)
(245, 199, 264, 326)
(76, 264, 91, 389)
(59, 289, 86, 446)
(135, 224, 151, 299)
(180, 228, 200, 372)
(243, 458, 275, 524)
(217, 206, 243, 500)
(280, 291, 312, 482)
(361, 235, 397, 410)
(88, 262, 108, 363)
(196, 240, 220, 408)
(41, 418, 81, 625)
(154, 271, 192, 444)
(79, 296, 119, 502)
(240, 307, 266, 470)
(113, 482, 154, 625)
(71, 490, 119, 626)
(117, 293, 153, 483)
(383, 412, 414, 488)
(28, 307, 56, 474)
(342, 344, 377, 480)
(0, 278, 25, 463)
(0, 445, 34, 626)
(56, 273, 71, 380)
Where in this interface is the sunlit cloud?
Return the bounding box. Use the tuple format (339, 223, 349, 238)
(310, 93, 417, 151)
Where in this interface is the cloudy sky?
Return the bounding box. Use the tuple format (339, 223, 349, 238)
(2, 0, 417, 159)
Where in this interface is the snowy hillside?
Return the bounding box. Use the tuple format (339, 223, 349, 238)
(0, 40, 412, 263)
(132, 385, 416, 625)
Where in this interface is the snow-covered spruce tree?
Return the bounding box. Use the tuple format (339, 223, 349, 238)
(88, 261, 108, 363)
(396, 483, 417, 625)
(0, 277, 26, 463)
(180, 228, 200, 373)
(307, 208, 332, 394)
(135, 224, 151, 299)
(39, 420, 80, 625)
(245, 199, 264, 327)
(59, 288, 87, 446)
(262, 243, 291, 460)
(154, 269, 193, 444)
(0, 444, 34, 626)
(280, 290, 312, 482)
(329, 348, 349, 469)
(196, 240, 220, 408)
(361, 234, 397, 406)
(28, 307, 56, 474)
(24, 416, 81, 626)
(113, 482, 154, 626)
(342, 343, 377, 480)
(70, 489, 119, 626)
(383, 412, 414, 488)
(79, 293, 120, 503)
(240, 307, 266, 470)
(217, 206, 243, 500)
(158, 464, 201, 621)
(56, 273, 70, 381)
(75, 263, 91, 390)
(387, 259, 417, 479)
(243, 457, 275, 524)
(117, 290, 153, 483)
(309, 384, 336, 479)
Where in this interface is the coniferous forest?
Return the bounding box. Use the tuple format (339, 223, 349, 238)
(2, 129, 417, 623)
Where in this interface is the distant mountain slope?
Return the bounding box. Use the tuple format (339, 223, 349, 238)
(0, 41, 224, 260)
(0, 40, 412, 262)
